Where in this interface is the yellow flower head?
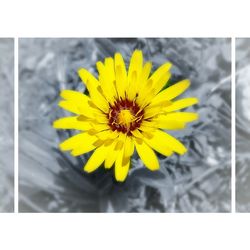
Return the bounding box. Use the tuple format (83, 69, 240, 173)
(53, 50, 199, 182)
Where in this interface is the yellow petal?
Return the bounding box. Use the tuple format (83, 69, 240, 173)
(136, 79, 156, 108)
(53, 116, 92, 131)
(143, 105, 164, 119)
(164, 98, 198, 112)
(104, 57, 116, 82)
(127, 50, 143, 99)
(58, 98, 98, 118)
(149, 62, 172, 92)
(150, 79, 190, 106)
(153, 71, 171, 95)
(157, 112, 199, 123)
(154, 120, 186, 130)
(151, 129, 186, 155)
(128, 50, 143, 80)
(71, 139, 97, 156)
(150, 62, 172, 81)
(97, 58, 118, 103)
(93, 114, 108, 124)
(104, 140, 120, 169)
(115, 148, 130, 182)
(58, 100, 80, 114)
(131, 129, 143, 138)
(84, 144, 110, 173)
(89, 88, 109, 113)
(60, 90, 100, 117)
(96, 130, 118, 141)
(114, 53, 127, 99)
(59, 132, 96, 151)
(149, 113, 189, 130)
(60, 89, 89, 103)
(134, 137, 159, 171)
(138, 62, 152, 90)
(114, 132, 126, 150)
(78, 68, 109, 112)
(136, 63, 153, 106)
(143, 131, 173, 157)
(104, 57, 117, 99)
(141, 130, 154, 140)
(90, 123, 110, 133)
(139, 122, 157, 133)
(123, 136, 134, 159)
(78, 68, 99, 89)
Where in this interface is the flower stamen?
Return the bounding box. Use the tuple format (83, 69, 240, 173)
(108, 98, 144, 135)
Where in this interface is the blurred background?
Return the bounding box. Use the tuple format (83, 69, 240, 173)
(0, 38, 14, 212)
(236, 38, 250, 212)
(19, 38, 231, 212)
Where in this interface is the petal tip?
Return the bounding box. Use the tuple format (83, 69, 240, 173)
(83, 163, 93, 173)
(114, 52, 122, 59)
(52, 120, 58, 128)
(166, 62, 172, 70)
(180, 147, 188, 155)
(77, 68, 85, 76)
(59, 143, 67, 151)
(115, 174, 127, 182)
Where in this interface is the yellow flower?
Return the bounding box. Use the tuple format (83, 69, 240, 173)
(53, 50, 199, 182)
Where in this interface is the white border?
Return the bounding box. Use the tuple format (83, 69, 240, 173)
(0, 213, 249, 250)
(0, 0, 249, 37)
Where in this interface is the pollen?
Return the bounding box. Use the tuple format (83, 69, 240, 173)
(118, 109, 135, 126)
(108, 98, 144, 135)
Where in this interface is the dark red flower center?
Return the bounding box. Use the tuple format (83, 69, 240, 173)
(108, 99, 144, 135)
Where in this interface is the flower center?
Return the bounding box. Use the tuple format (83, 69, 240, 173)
(117, 109, 135, 126)
(108, 99, 144, 135)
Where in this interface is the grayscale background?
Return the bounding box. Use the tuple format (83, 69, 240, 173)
(236, 38, 250, 212)
(0, 38, 14, 212)
(19, 38, 231, 212)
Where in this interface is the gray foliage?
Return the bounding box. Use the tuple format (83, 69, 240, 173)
(236, 38, 250, 212)
(0, 38, 14, 212)
(19, 38, 231, 212)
